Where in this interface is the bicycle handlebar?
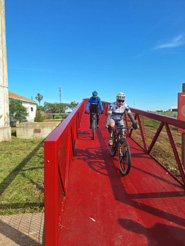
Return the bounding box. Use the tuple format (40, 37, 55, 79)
(85, 112, 97, 115)
(115, 126, 134, 130)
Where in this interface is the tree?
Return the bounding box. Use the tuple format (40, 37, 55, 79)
(37, 105, 44, 111)
(9, 99, 28, 122)
(67, 101, 79, 110)
(35, 93, 43, 106)
(43, 102, 68, 113)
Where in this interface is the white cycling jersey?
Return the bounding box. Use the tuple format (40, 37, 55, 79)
(106, 102, 131, 125)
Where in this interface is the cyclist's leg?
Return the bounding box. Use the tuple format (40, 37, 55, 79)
(108, 119, 115, 145)
(96, 113, 99, 127)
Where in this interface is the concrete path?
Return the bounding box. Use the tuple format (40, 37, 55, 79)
(0, 213, 44, 246)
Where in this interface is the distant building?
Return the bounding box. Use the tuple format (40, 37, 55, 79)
(9, 91, 37, 124)
(150, 107, 178, 113)
(171, 106, 177, 112)
(150, 109, 170, 112)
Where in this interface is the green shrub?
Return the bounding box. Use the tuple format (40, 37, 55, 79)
(34, 110, 44, 122)
(54, 114, 62, 119)
(62, 113, 69, 119)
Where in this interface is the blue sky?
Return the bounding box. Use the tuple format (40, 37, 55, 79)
(5, 0, 185, 110)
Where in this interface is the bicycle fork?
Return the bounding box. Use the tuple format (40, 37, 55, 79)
(119, 143, 123, 157)
(119, 140, 127, 157)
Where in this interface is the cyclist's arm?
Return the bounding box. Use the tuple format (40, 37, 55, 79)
(85, 100, 90, 111)
(106, 105, 112, 126)
(127, 111, 136, 124)
(98, 99, 103, 111)
(126, 106, 137, 125)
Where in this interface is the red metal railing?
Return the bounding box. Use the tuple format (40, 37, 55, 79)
(44, 101, 84, 246)
(129, 108, 185, 187)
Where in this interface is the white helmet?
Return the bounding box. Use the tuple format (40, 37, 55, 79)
(116, 92, 126, 101)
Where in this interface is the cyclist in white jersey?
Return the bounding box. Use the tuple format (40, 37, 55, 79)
(106, 92, 137, 145)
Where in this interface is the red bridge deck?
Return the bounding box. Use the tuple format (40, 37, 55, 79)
(58, 113, 185, 246)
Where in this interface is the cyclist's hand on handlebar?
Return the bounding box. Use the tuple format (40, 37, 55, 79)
(101, 110, 104, 114)
(85, 110, 88, 114)
(133, 122, 138, 130)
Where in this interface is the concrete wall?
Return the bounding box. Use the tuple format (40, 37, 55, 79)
(16, 122, 61, 139)
(0, 0, 11, 141)
(0, 126, 11, 141)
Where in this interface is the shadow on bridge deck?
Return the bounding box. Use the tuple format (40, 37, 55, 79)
(58, 112, 185, 246)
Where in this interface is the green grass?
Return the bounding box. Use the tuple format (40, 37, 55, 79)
(156, 110, 177, 118)
(0, 131, 44, 215)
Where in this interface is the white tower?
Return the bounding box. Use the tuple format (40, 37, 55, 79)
(0, 0, 11, 141)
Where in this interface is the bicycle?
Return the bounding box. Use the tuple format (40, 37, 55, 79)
(91, 113, 97, 140)
(86, 112, 98, 140)
(109, 126, 133, 175)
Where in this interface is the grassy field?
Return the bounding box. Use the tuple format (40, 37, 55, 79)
(0, 129, 44, 215)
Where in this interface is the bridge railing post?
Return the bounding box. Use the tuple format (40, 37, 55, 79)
(44, 140, 58, 246)
(182, 83, 185, 170)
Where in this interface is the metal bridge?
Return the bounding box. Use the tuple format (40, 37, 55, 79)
(44, 99, 185, 246)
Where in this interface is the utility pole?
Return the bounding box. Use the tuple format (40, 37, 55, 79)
(59, 86, 62, 115)
(0, 0, 11, 142)
(59, 86, 61, 104)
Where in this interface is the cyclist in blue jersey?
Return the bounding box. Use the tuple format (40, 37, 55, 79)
(106, 92, 137, 145)
(85, 91, 104, 128)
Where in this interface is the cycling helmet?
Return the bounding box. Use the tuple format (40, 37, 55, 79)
(116, 92, 126, 101)
(92, 91, 98, 96)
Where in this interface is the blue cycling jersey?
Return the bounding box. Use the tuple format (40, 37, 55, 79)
(85, 96, 103, 111)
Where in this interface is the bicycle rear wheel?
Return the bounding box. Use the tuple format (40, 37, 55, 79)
(92, 119, 96, 140)
(118, 138, 131, 175)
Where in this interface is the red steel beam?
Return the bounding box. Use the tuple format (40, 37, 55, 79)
(147, 122, 164, 154)
(137, 114, 148, 152)
(131, 108, 185, 130)
(165, 122, 185, 185)
(44, 101, 84, 246)
(44, 140, 58, 246)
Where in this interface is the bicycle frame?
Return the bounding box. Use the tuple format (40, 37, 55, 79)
(113, 126, 133, 145)
(91, 113, 97, 122)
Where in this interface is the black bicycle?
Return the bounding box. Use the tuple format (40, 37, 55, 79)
(91, 113, 97, 140)
(109, 126, 133, 175)
(86, 112, 97, 140)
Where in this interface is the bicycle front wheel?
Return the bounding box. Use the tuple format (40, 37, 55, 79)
(109, 136, 116, 156)
(92, 119, 96, 140)
(118, 138, 131, 175)
(109, 130, 116, 156)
